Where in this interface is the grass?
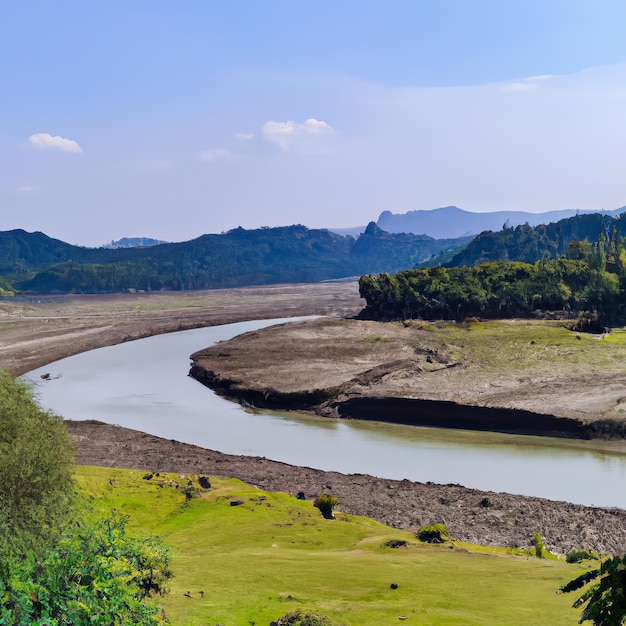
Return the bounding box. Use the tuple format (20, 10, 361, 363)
(75, 466, 585, 625)
(428, 318, 626, 377)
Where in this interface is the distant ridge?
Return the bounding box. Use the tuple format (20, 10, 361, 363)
(1, 224, 469, 294)
(376, 205, 626, 239)
(103, 237, 168, 249)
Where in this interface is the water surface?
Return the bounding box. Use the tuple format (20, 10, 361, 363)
(22, 317, 626, 509)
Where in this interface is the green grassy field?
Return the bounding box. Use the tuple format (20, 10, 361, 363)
(434, 319, 626, 376)
(76, 466, 587, 625)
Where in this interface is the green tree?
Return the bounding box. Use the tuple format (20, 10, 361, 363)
(0, 369, 172, 625)
(561, 554, 626, 625)
(0, 369, 75, 563)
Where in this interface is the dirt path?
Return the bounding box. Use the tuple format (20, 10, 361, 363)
(2, 283, 625, 555)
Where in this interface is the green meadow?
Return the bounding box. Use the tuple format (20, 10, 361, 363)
(76, 466, 586, 625)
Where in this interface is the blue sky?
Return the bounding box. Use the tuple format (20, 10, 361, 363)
(2, 1, 626, 246)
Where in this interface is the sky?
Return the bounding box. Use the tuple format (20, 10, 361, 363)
(2, 1, 626, 247)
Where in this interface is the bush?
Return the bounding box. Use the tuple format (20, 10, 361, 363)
(384, 539, 408, 549)
(271, 609, 336, 625)
(566, 549, 600, 564)
(0, 369, 172, 625)
(0, 510, 172, 625)
(533, 532, 544, 559)
(314, 494, 338, 519)
(417, 523, 450, 543)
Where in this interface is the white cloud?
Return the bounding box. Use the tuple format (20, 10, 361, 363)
(16, 184, 35, 192)
(198, 148, 240, 163)
(236, 132, 254, 140)
(27, 133, 83, 153)
(500, 74, 557, 93)
(262, 118, 333, 150)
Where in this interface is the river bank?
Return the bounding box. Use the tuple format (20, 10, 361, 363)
(3, 283, 626, 555)
(67, 419, 626, 556)
(189, 316, 626, 438)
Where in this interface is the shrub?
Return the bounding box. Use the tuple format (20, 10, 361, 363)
(0, 509, 172, 625)
(384, 539, 408, 549)
(566, 549, 600, 564)
(314, 494, 338, 519)
(271, 609, 336, 625)
(533, 532, 544, 559)
(417, 523, 450, 543)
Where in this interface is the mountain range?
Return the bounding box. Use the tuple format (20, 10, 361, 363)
(329, 205, 626, 239)
(0, 224, 469, 294)
(3, 207, 626, 295)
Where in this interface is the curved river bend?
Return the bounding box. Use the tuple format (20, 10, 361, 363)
(22, 317, 626, 509)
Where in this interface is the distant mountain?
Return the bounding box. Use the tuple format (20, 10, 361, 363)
(103, 237, 168, 249)
(376, 205, 626, 239)
(1, 224, 470, 294)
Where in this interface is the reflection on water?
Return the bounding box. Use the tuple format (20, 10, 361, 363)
(22, 317, 626, 509)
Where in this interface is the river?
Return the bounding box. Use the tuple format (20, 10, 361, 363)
(22, 317, 626, 509)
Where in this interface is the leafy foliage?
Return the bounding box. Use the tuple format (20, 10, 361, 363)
(567, 549, 600, 564)
(313, 493, 339, 519)
(271, 610, 337, 625)
(0, 511, 171, 625)
(417, 523, 450, 543)
(446, 213, 626, 267)
(0, 369, 75, 563)
(561, 555, 626, 625)
(0, 370, 171, 625)
(533, 532, 544, 559)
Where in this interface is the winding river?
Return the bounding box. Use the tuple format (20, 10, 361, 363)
(22, 317, 626, 509)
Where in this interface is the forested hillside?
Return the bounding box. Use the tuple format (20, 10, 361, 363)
(1, 224, 467, 294)
(360, 227, 626, 328)
(446, 212, 626, 267)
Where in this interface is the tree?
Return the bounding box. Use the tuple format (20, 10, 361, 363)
(0, 369, 172, 625)
(0, 369, 75, 563)
(561, 554, 626, 625)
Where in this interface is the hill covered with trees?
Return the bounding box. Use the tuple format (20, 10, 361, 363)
(0, 224, 469, 294)
(360, 226, 626, 329)
(444, 212, 626, 267)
